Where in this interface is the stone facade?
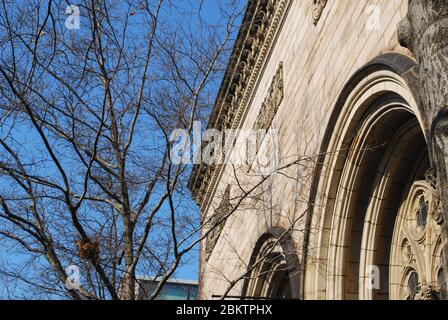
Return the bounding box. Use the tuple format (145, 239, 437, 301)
(189, 0, 448, 300)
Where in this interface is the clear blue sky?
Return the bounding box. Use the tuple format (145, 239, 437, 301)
(0, 0, 245, 298)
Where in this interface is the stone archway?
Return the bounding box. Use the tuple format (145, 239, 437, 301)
(242, 227, 301, 299)
(357, 119, 430, 300)
(304, 54, 446, 300)
(324, 93, 430, 300)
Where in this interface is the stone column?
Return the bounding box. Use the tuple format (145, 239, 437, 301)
(398, 0, 448, 297)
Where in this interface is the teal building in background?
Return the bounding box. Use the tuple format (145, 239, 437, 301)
(137, 278, 198, 300)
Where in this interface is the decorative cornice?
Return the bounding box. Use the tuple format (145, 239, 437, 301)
(312, 0, 328, 25)
(188, 0, 291, 209)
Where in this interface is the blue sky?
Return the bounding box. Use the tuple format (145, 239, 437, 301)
(0, 0, 245, 298)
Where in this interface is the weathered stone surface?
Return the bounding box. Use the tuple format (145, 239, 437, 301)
(414, 286, 441, 300)
(192, 0, 448, 300)
(398, 0, 448, 287)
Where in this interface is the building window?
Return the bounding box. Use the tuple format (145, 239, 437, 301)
(416, 196, 428, 229)
(407, 271, 420, 300)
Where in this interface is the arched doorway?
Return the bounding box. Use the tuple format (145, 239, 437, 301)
(242, 227, 301, 299)
(306, 54, 446, 300)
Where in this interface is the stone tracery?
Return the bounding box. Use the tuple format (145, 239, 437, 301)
(389, 180, 443, 300)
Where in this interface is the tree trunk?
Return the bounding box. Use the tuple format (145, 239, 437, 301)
(398, 0, 448, 297)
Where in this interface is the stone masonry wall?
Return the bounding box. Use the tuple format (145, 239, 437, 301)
(200, 0, 413, 300)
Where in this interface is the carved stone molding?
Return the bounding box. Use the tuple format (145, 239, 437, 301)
(415, 286, 441, 300)
(397, 0, 448, 289)
(425, 167, 438, 190)
(312, 0, 328, 25)
(254, 62, 284, 133)
(425, 168, 444, 225)
(188, 0, 291, 209)
(204, 186, 231, 261)
(242, 62, 284, 171)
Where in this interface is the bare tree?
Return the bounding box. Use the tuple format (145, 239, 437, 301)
(0, 0, 246, 300)
(199, 132, 388, 300)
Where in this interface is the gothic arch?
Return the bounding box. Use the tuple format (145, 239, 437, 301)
(304, 53, 445, 300)
(242, 227, 301, 299)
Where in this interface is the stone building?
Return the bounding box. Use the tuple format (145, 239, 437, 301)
(189, 0, 448, 300)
